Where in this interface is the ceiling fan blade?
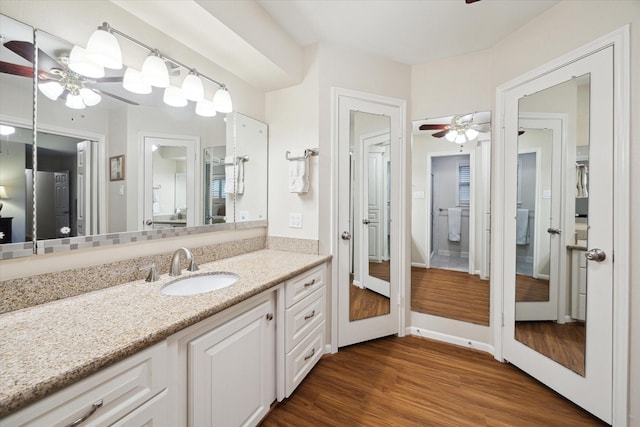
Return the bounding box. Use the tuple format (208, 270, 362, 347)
(95, 76, 124, 83)
(3, 40, 61, 72)
(95, 89, 139, 106)
(419, 123, 448, 131)
(0, 61, 33, 78)
(432, 129, 449, 138)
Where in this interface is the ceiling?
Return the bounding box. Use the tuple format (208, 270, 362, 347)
(257, 0, 560, 65)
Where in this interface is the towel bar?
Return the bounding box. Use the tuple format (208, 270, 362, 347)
(286, 148, 319, 160)
(224, 155, 249, 166)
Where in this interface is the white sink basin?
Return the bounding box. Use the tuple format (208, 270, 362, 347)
(161, 273, 239, 296)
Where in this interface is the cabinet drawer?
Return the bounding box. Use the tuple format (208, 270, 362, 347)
(1, 342, 167, 427)
(285, 287, 325, 353)
(111, 389, 168, 427)
(285, 265, 325, 308)
(285, 322, 324, 398)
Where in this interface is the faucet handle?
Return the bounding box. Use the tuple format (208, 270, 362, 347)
(139, 263, 158, 282)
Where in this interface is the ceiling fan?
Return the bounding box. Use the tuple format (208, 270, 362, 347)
(419, 113, 490, 143)
(0, 40, 137, 108)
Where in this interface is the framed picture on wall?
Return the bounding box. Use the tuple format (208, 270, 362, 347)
(110, 155, 125, 181)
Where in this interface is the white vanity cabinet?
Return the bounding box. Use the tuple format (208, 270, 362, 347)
(283, 264, 326, 398)
(0, 342, 168, 427)
(188, 295, 276, 427)
(571, 249, 587, 321)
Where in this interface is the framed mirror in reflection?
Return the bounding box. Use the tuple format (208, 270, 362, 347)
(410, 112, 491, 325)
(0, 13, 269, 258)
(514, 74, 590, 376)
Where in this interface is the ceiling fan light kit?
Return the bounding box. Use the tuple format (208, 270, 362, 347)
(38, 81, 64, 101)
(65, 92, 85, 110)
(68, 46, 105, 79)
(195, 98, 217, 117)
(79, 87, 102, 106)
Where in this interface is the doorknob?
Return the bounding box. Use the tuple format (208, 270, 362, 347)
(145, 220, 153, 226)
(547, 227, 561, 235)
(362, 219, 370, 225)
(585, 248, 606, 262)
(341, 231, 352, 240)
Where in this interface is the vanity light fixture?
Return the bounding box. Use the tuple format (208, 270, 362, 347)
(181, 69, 204, 102)
(68, 46, 105, 79)
(141, 50, 170, 88)
(85, 23, 122, 70)
(195, 98, 217, 117)
(122, 67, 152, 94)
(85, 22, 233, 113)
(163, 85, 188, 107)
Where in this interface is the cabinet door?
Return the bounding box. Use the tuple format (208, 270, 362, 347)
(189, 297, 275, 427)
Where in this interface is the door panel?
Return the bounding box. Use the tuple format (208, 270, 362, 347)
(338, 96, 400, 347)
(503, 47, 613, 422)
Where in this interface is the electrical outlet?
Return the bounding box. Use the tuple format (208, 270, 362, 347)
(289, 213, 303, 228)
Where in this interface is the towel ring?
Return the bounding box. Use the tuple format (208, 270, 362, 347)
(286, 148, 319, 161)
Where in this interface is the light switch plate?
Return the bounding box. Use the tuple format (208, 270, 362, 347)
(289, 213, 303, 228)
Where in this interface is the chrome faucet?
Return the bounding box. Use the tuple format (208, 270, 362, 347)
(170, 247, 199, 277)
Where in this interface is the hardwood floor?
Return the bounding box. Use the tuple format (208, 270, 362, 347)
(349, 274, 390, 321)
(516, 274, 550, 302)
(411, 267, 490, 325)
(261, 336, 605, 426)
(515, 321, 586, 376)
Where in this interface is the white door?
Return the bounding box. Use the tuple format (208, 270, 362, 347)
(76, 140, 92, 236)
(337, 94, 401, 348)
(53, 171, 69, 237)
(503, 47, 613, 422)
(141, 135, 199, 230)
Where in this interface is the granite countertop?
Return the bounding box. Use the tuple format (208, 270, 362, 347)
(0, 249, 331, 417)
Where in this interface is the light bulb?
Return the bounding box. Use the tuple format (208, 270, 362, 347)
(181, 71, 204, 102)
(465, 128, 479, 140)
(123, 68, 152, 94)
(445, 130, 457, 142)
(195, 99, 217, 117)
(212, 86, 233, 113)
(68, 46, 105, 78)
(38, 81, 64, 100)
(79, 88, 102, 106)
(0, 125, 16, 136)
(455, 132, 467, 144)
(141, 53, 169, 88)
(163, 86, 187, 107)
(85, 26, 122, 70)
(65, 93, 86, 109)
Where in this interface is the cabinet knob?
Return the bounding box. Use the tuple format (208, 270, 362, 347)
(266, 313, 273, 321)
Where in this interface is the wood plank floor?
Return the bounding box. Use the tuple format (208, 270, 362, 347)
(261, 336, 605, 426)
(411, 267, 490, 325)
(515, 274, 550, 302)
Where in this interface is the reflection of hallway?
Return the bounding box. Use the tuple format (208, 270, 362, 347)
(515, 321, 586, 376)
(430, 254, 468, 272)
(411, 267, 489, 325)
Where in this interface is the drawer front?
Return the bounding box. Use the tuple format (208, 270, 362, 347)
(285, 287, 325, 353)
(111, 389, 168, 427)
(1, 342, 167, 427)
(285, 265, 325, 308)
(285, 322, 324, 398)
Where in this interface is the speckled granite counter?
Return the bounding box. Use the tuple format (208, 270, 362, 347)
(0, 249, 331, 417)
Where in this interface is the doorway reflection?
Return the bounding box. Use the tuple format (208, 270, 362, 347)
(348, 111, 391, 322)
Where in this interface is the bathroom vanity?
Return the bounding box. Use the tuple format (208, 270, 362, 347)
(0, 250, 330, 426)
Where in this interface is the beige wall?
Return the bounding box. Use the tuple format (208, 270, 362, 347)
(411, 1, 639, 423)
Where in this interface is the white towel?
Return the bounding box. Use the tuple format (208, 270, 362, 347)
(224, 156, 245, 195)
(576, 164, 588, 198)
(516, 208, 530, 245)
(288, 149, 309, 193)
(448, 208, 462, 242)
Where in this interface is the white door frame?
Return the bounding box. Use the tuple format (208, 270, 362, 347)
(425, 150, 475, 275)
(330, 87, 407, 352)
(493, 26, 630, 425)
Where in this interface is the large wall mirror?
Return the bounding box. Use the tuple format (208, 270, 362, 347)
(411, 112, 491, 325)
(0, 14, 268, 259)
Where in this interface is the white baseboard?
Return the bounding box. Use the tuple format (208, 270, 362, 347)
(352, 280, 363, 289)
(406, 326, 494, 355)
(411, 262, 427, 268)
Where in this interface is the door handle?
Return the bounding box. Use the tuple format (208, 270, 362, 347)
(585, 248, 606, 262)
(547, 227, 561, 235)
(341, 231, 351, 240)
(362, 219, 370, 225)
(145, 219, 153, 226)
